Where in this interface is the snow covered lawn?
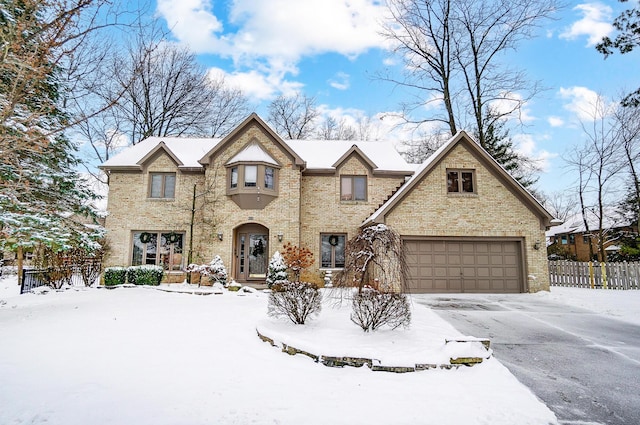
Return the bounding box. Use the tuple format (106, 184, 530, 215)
(0, 277, 560, 425)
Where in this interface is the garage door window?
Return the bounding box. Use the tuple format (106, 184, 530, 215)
(447, 169, 475, 193)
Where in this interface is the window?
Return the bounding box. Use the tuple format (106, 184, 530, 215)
(150, 173, 176, 198)
(569, 234, 575, 244)
(447, 170, 475, 193)
(244, 165, 257, 187)
(341, 176, 367, 201)
(230, 167, 238, 188)
(561, 235, 568, 245)
(265, 167, 275, 190)
(321, 234, 346, 268)
(132, 232, 184, 270)
(583, 235, 590, 244)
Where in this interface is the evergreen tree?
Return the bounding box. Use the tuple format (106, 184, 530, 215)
(475, 112, 538, 188)
(266, 251, 288, 288)
(0, 0, 102, 253)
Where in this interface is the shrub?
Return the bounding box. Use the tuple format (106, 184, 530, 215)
(266, 251, 288, 288)
(127, 265, 163, 286)
(186, 255, 228, 286)
(351, 286, 411, 332)
(104, 267, 127, 286)
(282, 242, 314, 282)
(268, 281, 322, 325)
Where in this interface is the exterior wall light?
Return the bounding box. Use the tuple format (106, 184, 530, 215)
(277, 232, 283, 242)
(217, 232, 223, 241)
(534, 240, 540, 250)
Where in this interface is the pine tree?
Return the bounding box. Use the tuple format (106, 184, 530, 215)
(266, 251, 288, 288)
(476, 113, 538, 188)
(0, 1, 102, 254)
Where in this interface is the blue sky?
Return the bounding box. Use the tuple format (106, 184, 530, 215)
(149, 0, 638, 197)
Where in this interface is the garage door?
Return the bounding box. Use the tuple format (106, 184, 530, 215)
(404, 239, 523, 293)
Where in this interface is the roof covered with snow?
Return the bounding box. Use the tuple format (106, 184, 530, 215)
(286, 139, 414, 173)
(226, 142, 279, 166)
(545, 211, 633, 237)
(100, 137, 222, 170)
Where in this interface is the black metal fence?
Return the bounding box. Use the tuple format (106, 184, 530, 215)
(20, 261, 102, 294)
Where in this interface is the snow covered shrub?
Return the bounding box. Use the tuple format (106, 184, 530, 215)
(127, 265, 163, 286)
(351, 286, 411, 332)
(266, 251, 288, 288)
(104, 267, 127, 286)
(268, 281, 322, 325)
(186, 255, 228, 285)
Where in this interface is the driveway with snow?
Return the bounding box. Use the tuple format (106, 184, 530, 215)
(414, 290, 640, 425)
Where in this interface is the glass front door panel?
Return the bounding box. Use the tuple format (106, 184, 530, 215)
(248, 234, 267, 278)
(239, 234, 245, 274)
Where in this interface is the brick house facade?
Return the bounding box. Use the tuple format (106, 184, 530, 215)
(100, 114, 555, 293)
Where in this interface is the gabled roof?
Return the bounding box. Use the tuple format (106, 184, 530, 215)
(286, 139, 414, 174)
(199, 113, 305, 167)
(99, 137, 221, 171)
(365, 131, 555, 227)
(545, 211, 633, 237)
(225, 141, 280, 166)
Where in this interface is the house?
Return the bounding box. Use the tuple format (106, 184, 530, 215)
(546, 213, 637, 261)
(99, 113, 555, 293)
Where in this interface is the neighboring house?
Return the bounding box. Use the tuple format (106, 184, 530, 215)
(546, 213, 637, 261)
(100, 113, 554, 293)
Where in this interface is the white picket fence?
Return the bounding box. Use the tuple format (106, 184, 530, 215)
(548, 260, 640, 290)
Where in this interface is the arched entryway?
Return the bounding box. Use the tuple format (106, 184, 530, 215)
(234, 223, 269, 283)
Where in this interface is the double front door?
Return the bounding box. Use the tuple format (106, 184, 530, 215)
(235, 224, 269, 282)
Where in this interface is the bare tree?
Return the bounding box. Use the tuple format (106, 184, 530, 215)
(612, 102, 640, 219)
(538, 191, 578, 222)
(566, 97, 626, 261)
(267, 93, 319, 139)
(316, 116, 357, 140)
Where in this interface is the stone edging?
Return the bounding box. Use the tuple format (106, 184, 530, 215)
(257, 329, 491, 373)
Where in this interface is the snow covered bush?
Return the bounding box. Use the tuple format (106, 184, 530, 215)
(104, 267, 127, 286)
(127, 265, 163, 286)
(351, 286, 411, 332)
(268, 281, 322, 325)
(186, 255, 228, 285)
(266, 251, 288, 288)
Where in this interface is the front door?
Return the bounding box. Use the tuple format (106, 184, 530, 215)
(235, 224, 269, 282)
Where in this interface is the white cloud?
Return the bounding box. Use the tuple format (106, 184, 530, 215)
(512, 134, 556, 173)
(157, 0, 387, 83)
(558, 86, 612, 121)
(490, 92, 535, 123)
(560, 3, 614, 46)
(547, 116, 564, 127)
(208, 67, 304, 101)
(328, 72, 350, 90)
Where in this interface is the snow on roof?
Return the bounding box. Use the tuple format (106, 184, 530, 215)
(225, 142, 278, 166)
(285, 139, 414, 172)
(100, 137, 222, 169)
(545, 211, 632, 237)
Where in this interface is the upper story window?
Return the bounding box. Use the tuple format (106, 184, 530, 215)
(230, 167, 238, 188)
(265, 167, 275, 190)
(244, 165, 257, 187)
(447, 169, 475, 194)
(341, 175, 367, 201)
(150, 173, 176, 199)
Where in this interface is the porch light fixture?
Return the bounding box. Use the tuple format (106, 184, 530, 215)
(277, 232, 283, 242)
(217, 232, 223, 241)
(533, 240, 540, 250)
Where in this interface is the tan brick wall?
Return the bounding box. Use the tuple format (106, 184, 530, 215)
(104, 152, 205, 268)
(300, 154, 407, 277)
(384, 144, 549, 292)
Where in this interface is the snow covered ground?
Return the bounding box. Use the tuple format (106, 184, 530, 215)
(4, 276, 634, 425)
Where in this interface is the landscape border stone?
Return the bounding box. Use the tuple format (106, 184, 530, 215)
(256, 328, 491, 373)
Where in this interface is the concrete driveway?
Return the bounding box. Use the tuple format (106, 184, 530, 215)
(413, 294, 640, 425)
